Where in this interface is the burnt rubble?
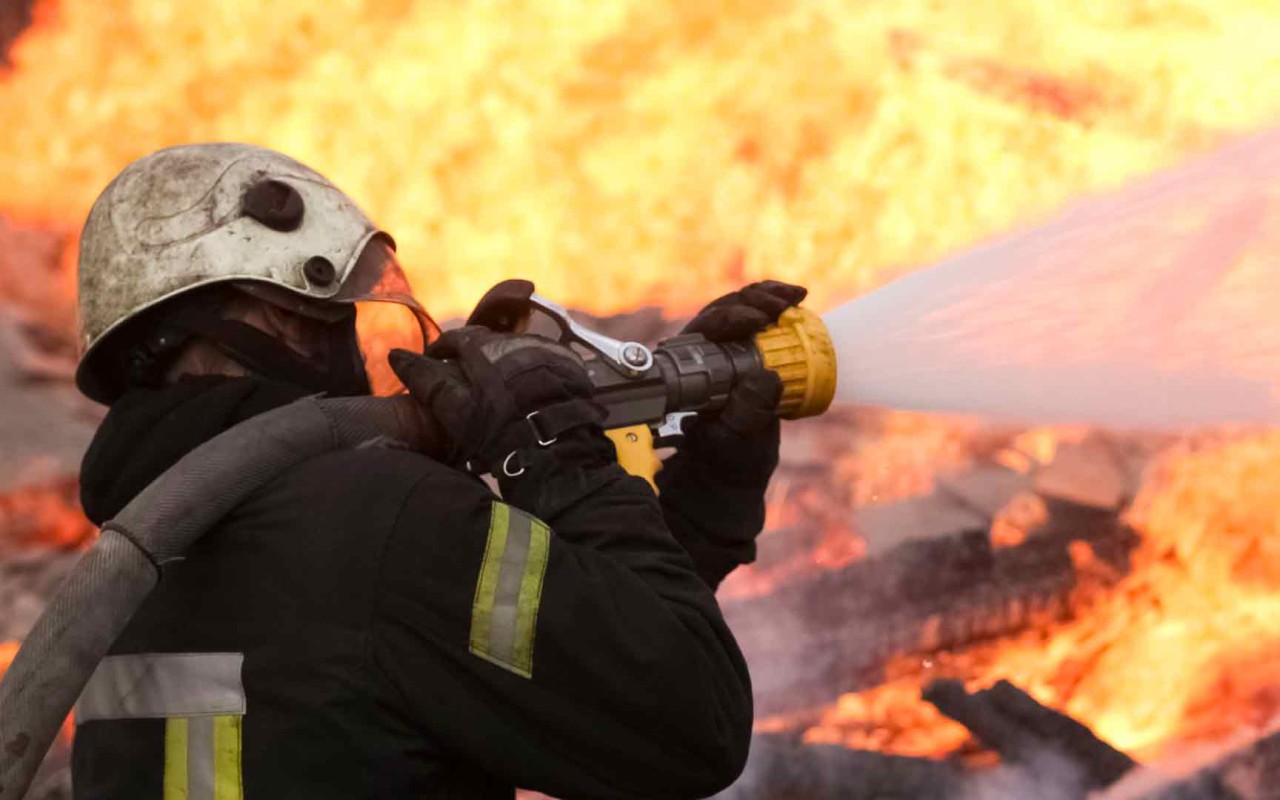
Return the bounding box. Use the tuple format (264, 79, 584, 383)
(723, 434, 1142, 719)
(924, 679, 1137, 790)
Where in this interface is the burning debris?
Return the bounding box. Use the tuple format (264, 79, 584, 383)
(707, 419, 1280, 799)
(922, 679, 1137, 791)
(727, 426, 1143, 720)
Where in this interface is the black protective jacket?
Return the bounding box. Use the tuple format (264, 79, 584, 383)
(71, 377, 758, 799)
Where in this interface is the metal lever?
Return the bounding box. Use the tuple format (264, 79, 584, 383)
(657, 411, 697, 441)
(528, 293, 655, 376)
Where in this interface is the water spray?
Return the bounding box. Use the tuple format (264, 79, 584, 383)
(823, 129, 1280, 429)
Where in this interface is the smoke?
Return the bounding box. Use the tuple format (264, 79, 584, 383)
(716, 734, 1108, 800)
(957, 749, 1090, 800)
(712, 734, 959, 800)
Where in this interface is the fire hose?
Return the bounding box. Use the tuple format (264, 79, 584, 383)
(0, 303, 836, 799)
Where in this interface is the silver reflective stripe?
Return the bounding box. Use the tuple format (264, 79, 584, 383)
(470, 503, 551, 678)
(486, 509, 533, 664)
(187, 716, 216, 800)
(75, 653, 245, 723)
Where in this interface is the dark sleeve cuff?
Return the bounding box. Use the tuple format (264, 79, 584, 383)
(495, 426, 624, 521)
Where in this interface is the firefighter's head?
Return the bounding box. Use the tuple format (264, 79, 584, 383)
(75, 142, 439, 405)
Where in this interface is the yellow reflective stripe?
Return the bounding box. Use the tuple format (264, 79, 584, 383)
(163, 715, 242, 800)
(213, 715, 243, 800)
(470, 502, 510, 656)
(470, 503, 551, 679)
(164, 718, 189, 800)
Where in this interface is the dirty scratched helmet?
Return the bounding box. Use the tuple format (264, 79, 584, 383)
(75, 142, 439, 404)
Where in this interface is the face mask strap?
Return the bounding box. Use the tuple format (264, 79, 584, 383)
(324, 312, 373, 397)
(161, 308, 370, 397)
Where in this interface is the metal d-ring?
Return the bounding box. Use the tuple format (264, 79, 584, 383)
(502, 451, 526, 477)
(526, 410, 558, 447)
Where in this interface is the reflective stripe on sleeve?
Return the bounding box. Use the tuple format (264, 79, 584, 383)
(470, 502, 551, 678)
(164, 715, 243, 800)
(164, 718, 188, 800)
(76, 652, 245, 722)
(77, 653, 245, 800)
(213, 715, 244, 800)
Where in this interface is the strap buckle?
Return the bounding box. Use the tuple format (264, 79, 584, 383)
(525, 410, 558, 447)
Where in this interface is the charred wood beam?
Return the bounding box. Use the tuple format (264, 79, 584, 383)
(723, 512, 1138, 717)
(924, 679, 1137, 790)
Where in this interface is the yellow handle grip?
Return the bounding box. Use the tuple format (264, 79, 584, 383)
(605, 424, 662, 492)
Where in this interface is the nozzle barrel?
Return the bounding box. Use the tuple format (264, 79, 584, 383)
(591, 306, 837, 427)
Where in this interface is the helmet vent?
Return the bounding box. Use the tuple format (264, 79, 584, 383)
(242, 179, 305, 231)
(303, 256, 337, 288)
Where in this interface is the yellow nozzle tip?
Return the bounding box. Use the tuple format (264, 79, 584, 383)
(754, 306, 837, 419)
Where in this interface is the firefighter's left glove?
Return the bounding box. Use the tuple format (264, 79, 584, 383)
(657, 280, 807, 588)
(389, 328, 613, 514)
(668, 280, 807, 487)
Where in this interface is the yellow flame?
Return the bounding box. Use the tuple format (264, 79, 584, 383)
(3, 1, 1280, 319)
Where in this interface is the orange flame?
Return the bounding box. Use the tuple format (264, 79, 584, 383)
(4, 1, 1280, 319)
(0, 640, 18, 674)
(805, 429, 1280, 760)
(0, 483, 96, 551)
(7, 0, 1280, 772)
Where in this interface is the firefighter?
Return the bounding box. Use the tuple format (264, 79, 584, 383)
(71, 142, 803, 799)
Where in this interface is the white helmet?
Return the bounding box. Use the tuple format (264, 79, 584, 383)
(76, 142, 434, 402)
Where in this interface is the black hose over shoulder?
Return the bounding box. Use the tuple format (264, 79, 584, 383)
(0, 395, 439, 799)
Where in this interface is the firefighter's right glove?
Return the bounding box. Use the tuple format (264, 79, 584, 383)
(389, 328, 613, 515)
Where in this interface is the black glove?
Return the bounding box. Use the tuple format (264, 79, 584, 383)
(672, 280, 807, 484)
(389, 327, 614, 517)
(657, 280, 808, 588)
(681, 280, 808, 342)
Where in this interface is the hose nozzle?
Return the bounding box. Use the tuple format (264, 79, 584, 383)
(754, 306, 838, 419)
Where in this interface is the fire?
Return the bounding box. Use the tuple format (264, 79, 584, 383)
(0, 482, 96, 551)
(4, 1, 1280, 319)
(805, 429, 1280, 761)
(5, 0, 1280, 781)
(0, 640, 18, 674)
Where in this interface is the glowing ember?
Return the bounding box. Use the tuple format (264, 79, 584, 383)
(4, 1, 1280, 319)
